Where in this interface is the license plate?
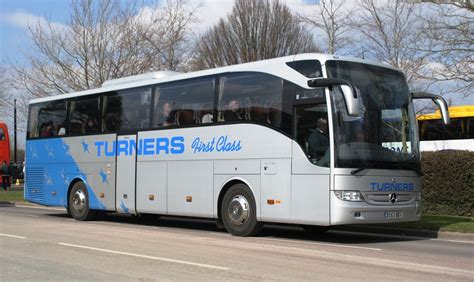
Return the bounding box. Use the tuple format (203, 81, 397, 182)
(384, 211, 403, 219)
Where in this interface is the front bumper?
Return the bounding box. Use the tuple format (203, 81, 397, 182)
(330, 191, 421, 225)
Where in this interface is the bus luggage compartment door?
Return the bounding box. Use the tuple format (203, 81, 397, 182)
(116, 134, 137, 214)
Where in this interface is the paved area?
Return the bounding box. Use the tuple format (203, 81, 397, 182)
(1, 204, 473, 280)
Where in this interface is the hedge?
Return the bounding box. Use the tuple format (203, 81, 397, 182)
(421, 150, 474, 216)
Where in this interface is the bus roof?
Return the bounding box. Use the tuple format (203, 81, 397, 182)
(417, 105, 474, 120)
(29, 53, 400, 105)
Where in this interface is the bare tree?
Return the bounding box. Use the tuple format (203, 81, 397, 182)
(140, 0, 201, 72)
(414, 2, 473, 96)
(193, 0, 320, 70)
(299, 0, 352, 54)
(0, 65, 11, 119)
(13, 0, 198, 99)
(353, 0, 426, 86)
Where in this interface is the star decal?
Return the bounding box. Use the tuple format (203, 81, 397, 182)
(62, 143, 71, 156)
(99, 169, 108, 184)
(80, 139, 90, 153)
(45, 144, 55, 158)
(60, 169, 69, 186)
(120, 200, 129, 214)
(44, 170, 53, 185)
(29, 145, 38, 158)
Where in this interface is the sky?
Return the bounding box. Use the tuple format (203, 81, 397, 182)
(0, 0, 324, 64)
(0, 0, 471, 115)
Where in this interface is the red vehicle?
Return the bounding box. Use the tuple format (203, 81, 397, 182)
(0, 122, 10, 185)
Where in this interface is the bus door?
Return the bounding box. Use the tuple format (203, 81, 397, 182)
(290, 101, 331, 225)
(116, 134, 137, 214)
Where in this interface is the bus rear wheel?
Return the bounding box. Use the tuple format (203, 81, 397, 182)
(221, 183, 262, 237)
(69, 182, 96, 221)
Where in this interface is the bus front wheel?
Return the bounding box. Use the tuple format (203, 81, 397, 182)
(221, 183, 262, 237)
(68, 182, 96, 221)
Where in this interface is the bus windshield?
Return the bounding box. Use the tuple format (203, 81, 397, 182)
(326, 61, 419, 171)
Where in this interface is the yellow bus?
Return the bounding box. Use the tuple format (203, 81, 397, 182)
(418, 105, 474, 151)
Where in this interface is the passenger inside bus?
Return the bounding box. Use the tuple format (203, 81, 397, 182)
(84, 118, 99, 133)
(224, 99, 242, 122)
(41, 122, 56, 137)
(200, 104, 214, 124)
(176, 108, 194, 126)
(308, 117, 330, 166)
(155, 102, 176, 127)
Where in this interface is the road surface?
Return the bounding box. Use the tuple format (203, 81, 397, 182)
(1, 204, 473, 280)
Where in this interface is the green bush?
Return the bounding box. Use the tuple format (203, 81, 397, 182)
(421, 150, 474, 216)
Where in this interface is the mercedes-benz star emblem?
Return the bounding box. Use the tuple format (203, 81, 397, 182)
(389, 193, 398, 204)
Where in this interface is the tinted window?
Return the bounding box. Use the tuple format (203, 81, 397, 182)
(469, 118, 474, 138)
(294, 103, 329, 167)
(218, 73, 283, 127)
(104, 88, 152, 132)
(35, 100, 67, 138)
(153, 77, 215, 127)
(27, 105, 40, 138)
(0, 128, 4, 141)
(286, 60, 323, 78)
(69, 97, 100, 135)
(419, 118, 465, 140)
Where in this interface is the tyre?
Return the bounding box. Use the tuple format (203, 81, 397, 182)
(221, 183, 262, 237)
(302, 225, 330, 234)
(68, 182, 96, 221)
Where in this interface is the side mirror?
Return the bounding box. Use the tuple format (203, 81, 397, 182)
(411, 91, 450, 125)
(308, 78, 359, 116)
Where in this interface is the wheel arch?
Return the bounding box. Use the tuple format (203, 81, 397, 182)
(66, 177, 87, 208)
(217, 177, 257, 222)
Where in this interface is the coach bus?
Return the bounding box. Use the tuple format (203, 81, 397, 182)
(418, 105, 474, 151)
(25, 53, 449, 236)
(0, 122, 10, 185)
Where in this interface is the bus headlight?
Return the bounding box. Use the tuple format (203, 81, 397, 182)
(334, 191, 365, 202)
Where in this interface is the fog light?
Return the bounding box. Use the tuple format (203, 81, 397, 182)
(354, 212, 361, 218)
(334, 191, 365, 202)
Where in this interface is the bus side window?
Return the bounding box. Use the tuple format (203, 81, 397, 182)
(113, 87, 152, 131)
(103, 94, 122, 132)
(154, 77, 214, 128)
(218, 72, 283, 127)
(69, 97, 100, 135)
(37, 100, 67, 138)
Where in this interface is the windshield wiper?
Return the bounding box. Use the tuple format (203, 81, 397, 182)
(350, 167, 367, 175)
(350, 161, 376, 175)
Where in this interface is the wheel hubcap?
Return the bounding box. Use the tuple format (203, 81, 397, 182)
(71, 190, 86, 214)
(227, 195, 250, 226)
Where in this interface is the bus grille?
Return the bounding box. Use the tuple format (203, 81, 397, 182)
(26, 167, 45, 203)
(363, 192, 415, 206)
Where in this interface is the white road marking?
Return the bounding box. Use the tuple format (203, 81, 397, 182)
(58, 242, 230, 271)
(9, 213, 40, 218)
(256, 237, 382, 251)
(213, 233, 382, 251)
(430, 238, 474, 244)
(0, 233, 26, 239)
(14, 204, 66, 211)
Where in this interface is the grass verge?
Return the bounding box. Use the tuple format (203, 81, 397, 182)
(0, 190, 24, 202)
(376, 215, 474, 233)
